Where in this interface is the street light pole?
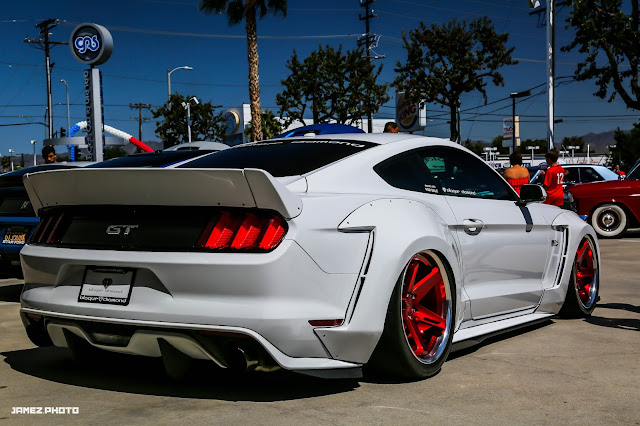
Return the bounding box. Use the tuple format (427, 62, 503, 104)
(510, 90, 531, 153)
(30, 140, 37, 166)
(8, 149, 14, 171)
(60, 79, 70, 133)
(167, 66, 193, 99)
(484, 147, 498, 166)
(528, 146, 538, 163)
(182, 97, 199, 143)
(567, 145, 579, 163)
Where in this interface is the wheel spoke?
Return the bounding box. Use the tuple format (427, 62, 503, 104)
(414, 305, 446, 334)
(576, 269, 594, 280)
(573, 238, 597, 308)
(404, 317, 426, 356)
(411, 267, 442, 302)
(576, 240, 589, 263)
(401, 252, 451, 361)
(406, 261, 419, 291)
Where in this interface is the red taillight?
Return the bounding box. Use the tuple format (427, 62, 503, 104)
(31, 212, 65, 245)
(197, 210, 287, 251)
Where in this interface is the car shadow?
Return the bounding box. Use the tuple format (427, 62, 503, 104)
(363, 320, 554, 385)
(584, 315, 640, 332)
(447, 320, 553, 361)
(1, 347, 359, 401)
(0, 284, 21, 303)
(581, 302, 640, 332)
(597, 302, 640, 314)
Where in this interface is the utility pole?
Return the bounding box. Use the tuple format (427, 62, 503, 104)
(358, 0, 384, 133)
(528, 1, 568, 151)
(129, 103, 152, 142)
(24, 19, 68, 139)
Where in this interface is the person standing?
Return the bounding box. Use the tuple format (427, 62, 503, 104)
(383, 122, 399, 133)
(503, 151, 530, 195)
(42, 145, 57, 164)
(541, 150, 565, 206)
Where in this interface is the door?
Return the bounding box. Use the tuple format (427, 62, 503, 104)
(420, 147, 551, 319)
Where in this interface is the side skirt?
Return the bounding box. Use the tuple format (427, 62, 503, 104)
(451, 312, 554, 352)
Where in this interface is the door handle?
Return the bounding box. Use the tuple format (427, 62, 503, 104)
(462, 219, 484, 235)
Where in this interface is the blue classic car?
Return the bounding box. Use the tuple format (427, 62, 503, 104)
(0, 164, 84, 277)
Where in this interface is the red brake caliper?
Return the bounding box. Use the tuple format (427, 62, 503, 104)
(402, 255, 447, 358)
(575, 239, 595, 304)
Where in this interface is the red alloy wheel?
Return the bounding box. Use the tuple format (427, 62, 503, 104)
(574, 238, 597, 308)
(401, 253, 450, 362)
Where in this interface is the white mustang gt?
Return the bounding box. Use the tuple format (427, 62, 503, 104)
(19, 134, 599, 380)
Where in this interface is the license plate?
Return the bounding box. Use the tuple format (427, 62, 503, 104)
(78, 266, 135, 306)
(3, 229, 26, 245)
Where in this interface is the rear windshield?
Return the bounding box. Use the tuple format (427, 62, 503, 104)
(87, 150, 211, 168)
(177, 139, 377, 176)
(0, 188, 35, 216)
(0, 165, 78, 187)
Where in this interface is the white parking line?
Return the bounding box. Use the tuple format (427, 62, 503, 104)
(0, 302, 19, 306)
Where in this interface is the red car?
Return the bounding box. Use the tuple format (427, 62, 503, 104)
(568, 160, 640, 237)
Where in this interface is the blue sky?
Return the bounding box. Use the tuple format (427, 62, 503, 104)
(1, 0, 637, 156)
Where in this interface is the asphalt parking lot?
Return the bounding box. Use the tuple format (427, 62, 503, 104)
(0, 234, 638, 425)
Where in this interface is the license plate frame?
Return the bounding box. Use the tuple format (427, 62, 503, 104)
(2, 228, 26, 245)
(78, 266, 136, 306)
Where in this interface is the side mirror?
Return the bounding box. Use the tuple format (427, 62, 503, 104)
(517, 184, 546, 206)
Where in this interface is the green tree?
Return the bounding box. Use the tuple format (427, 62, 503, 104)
(105, 146, 127, 160)
(244, 109, 283, 140)
(394, 18, 517, 142)
(152, 94, 227, 148)
(561, 135, 586, 152)
(463, 139, 485, 156)
(199, 0, 287, 142)
(612, 123, 640, 169)
(492, 135, 509, 155)
(1, 156, 10, 171)
(563, 0, 640, 109)
(276, 45, 389, 127)
(521, 138, 548, 154)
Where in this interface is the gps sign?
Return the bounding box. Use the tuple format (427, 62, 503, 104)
(70, 23, 113, 65)
(69, 23, 113, 162)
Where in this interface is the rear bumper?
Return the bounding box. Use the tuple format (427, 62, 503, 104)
(20, 238, 369, 365)
(20, 308, 362, 376)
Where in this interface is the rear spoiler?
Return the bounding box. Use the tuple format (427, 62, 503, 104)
(22, 168, 303, 219)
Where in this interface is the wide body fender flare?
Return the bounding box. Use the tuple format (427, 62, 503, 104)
(538, 211, 602, 314)
(315, 198, 462, 364)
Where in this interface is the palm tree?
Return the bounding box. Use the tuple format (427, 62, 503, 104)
(199, 0, 287, 142)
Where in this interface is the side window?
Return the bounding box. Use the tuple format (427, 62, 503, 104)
(418, 147, 516, 201)
(563, 168, 578, 184)
(374, 152, 440, 194)
(579, 167, 605, 183)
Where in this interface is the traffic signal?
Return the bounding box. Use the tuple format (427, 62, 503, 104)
(60, 127, 66, 138)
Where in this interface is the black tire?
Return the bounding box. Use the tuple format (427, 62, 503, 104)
(559, 236, 599, 318)
(367, 251, 455, 379)
(590, 204, 628, 238)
